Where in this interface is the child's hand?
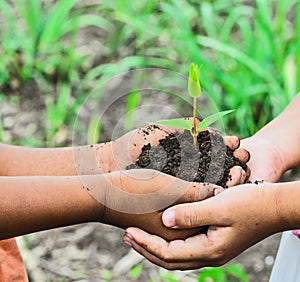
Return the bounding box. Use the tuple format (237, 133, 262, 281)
(122, 182, 282, 269)
(97, 123, 250, 187)
(87, 169, 224, 241)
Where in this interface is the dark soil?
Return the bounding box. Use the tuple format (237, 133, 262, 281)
(127, 130, 247, 188)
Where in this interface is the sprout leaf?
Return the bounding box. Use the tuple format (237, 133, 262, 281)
(198, 110, 235, 132)
(188, 63, 201, 98)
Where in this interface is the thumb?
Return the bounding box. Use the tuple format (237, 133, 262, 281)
(162, 200, 220, 229)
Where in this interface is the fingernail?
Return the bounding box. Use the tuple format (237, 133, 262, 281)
(162, 209, 176, 227)
(214, 188, 223, 196)
(240, 170, 246, 183)
(124, 231, 134, 240)
(123, 234, 133, 247)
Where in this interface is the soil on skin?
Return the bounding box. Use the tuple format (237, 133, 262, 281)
(127, 130, 247, 188)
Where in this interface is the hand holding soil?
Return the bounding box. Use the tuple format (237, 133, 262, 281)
(125, 125, 250, 188)
(97, 169, 224, 241)
(87, 123, 250, 242)
(122, 94, 300, 277)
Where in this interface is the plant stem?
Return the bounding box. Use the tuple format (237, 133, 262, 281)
(193, 97, 197, 147)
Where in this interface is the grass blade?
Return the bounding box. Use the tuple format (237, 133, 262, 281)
(15, 0, 42, 43)
(196, 35, 282, 95)
(124, 91, 140, 131)
(40, 0, 79, 44)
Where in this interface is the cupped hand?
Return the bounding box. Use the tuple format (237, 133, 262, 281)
(87, 169, 224, 241)
(241, 136, 285, 183)
(97, 123, 250, 187)
(123, 182, 283, 270)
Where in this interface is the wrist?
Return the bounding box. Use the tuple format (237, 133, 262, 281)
(241, 135, 286, 182)
(272, 181, 300, 231)
(78, 174, 107, 222)
(94, 141, 116, 173)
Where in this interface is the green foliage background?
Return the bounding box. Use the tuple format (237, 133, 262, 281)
(0, 0, 299, 143)
(0, 1, 290, 280)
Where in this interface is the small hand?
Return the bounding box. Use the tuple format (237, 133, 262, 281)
(92, 169, 224, 241)
(241, 136, 285, 182)
(122, 182, 282, 270)
(99, 123, 250, 186)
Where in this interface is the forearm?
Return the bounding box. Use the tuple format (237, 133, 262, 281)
(0, 142, 113, 176)
(0, 175, 104, 239)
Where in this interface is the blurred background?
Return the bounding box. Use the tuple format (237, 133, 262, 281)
(0, 0, 299, 281)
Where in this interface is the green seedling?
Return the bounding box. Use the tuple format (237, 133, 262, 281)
(151, 63, 234, 147)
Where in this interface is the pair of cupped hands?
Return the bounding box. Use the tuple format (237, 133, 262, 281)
(93, 121, 281, 270)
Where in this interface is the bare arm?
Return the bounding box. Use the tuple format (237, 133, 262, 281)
(0, 124, 249, 178)
(0, 125, 174, 176)
(0, 175, 103, 239)
(0, 170, 222, 241)
(0, 143, 111, 176)
(0, 124, 248, 240)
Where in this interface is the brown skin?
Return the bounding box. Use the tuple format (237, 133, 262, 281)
(0, 170, 222, 240)
(123, 93, 300, 270)
(0, 123, 249, 176)
(0, 124, 248, 240)
(100, 170, 223, 241)
(124, 181, 300, 270)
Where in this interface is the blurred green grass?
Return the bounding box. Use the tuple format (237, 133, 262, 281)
(0, 0, 299, 142)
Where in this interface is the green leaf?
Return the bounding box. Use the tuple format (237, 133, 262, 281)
(39, 0, 79, 44)
(124, 91, 140, 131)
(226, 264, 248, 281)
(188, 63, 201, 98)
(150, 119, 192, 131)
(129, 264, 142, 279)
(198, 110, 235, 132)
(198, 267, 226, 282)
(87, 116, 101, 145)
(161, 272, 178, 282)
(15, 0, 42, 43)
(65, 14, 114, 32)
(102, 269, 112, 281)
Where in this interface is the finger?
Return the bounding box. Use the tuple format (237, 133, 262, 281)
(226, 166, 246, 187)
(223, 136, 240, 150)
(177, 182, 224, 204)
(123, 228, 210, 269)
(233, 148, 250, 163)
(127, 237, 204, 270)
(162, 199, 225, 228)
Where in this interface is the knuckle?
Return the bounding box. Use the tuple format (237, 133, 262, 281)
(197, 184, 215, 200)
(208, 249, 228, 267)
(183, 208, 198, 227)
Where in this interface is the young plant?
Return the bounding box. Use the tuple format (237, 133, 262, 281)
(151, 63, 234, 147)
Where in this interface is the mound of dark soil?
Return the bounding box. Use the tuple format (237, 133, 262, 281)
(127, 130, 247, 188)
